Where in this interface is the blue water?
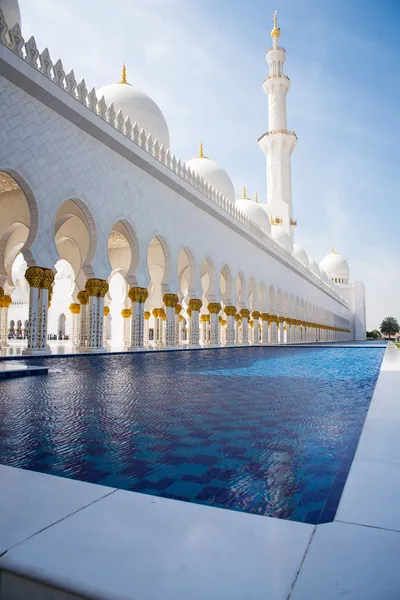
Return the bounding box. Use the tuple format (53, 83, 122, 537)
(0, 346, 384, 524)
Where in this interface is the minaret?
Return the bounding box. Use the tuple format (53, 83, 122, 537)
(258, 11, 297, 239)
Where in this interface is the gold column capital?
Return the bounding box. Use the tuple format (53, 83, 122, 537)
(224, 305, 236, 317)
(188, 298, 202, 311)
(129, 286, 149, 303)
(208, 302, 221, 314)
(25, 266, 44, 288)
(240, 308, 250, 319)
(69, 303, 80, 314)
(121, 308, 132, 318)
(104, 306, 110, 317)
(252, 311, 261, 320)
(77, 290, 89, 305)
(163, 293, 179, 308)
(175, 303, 182, 315)
(144, 311, 151, 320)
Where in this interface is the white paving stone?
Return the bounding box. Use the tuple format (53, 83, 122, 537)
(335, 459, 400, 531)
(290, 522, 400, 600)
(0, 465, 116, 554)
(0, 488, 314, 600)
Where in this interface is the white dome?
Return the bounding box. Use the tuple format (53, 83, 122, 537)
(309, 258, 320, 278)
(293, 243, 309, 269)
(235, 197, 271, 234)
(0, 0, 21, 29)
(185, 146, 235, 203)
(319, 250, 350, 281)
(271, 225, 294, 254)
(97, 70, 170, 149)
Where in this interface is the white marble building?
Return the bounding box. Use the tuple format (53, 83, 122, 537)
(0, 2, 366, 353)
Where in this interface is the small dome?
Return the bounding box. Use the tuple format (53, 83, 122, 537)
(309, 258, 320, 278)
(319, 248, 350, 283)
(293, 243, 309, 269)
(271, 225, 294, 254)
(185, 144, 235, 203)
(0, 0, 21, 29)
(97, 66, 170, 148)
(235, 189, 271, 234)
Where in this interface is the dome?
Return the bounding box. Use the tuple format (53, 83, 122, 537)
(271, 225, 294, 254)
(235, 189, 271, 234)
(185, 144, 235, 203)
(309, 258, 320, 278)
(0, 0, 21, 29)
(293, 243, 309, 269)
(319, 248, 350, 283)
(97, 66, 170, 149)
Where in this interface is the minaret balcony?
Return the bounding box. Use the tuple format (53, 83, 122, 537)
(264, 74, 290, 82)
(258, 129, 298, 142)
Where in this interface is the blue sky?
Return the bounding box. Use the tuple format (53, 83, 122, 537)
(19, 0, 400, 329)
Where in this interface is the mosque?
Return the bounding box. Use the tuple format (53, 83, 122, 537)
(0, 1, 366, 354)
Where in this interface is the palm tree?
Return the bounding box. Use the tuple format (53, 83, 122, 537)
(380, 317, 400, 340)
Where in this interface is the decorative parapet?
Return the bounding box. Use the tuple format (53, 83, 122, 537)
(0, 12, 349, 310)
(266, 46, 286, 54)
(258, 129, 298, 142)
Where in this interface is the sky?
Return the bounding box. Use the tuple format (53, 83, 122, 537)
(18, 0, 400, 330)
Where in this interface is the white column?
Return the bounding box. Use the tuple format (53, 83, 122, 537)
(103, 306, 110, 345)
(208, 303, 221, 346)
(77, 291, 89, 348)
(144, 311, 150, 345)
(69, 303, 80, 345)
(188, 299, 202, 347)
(129, 287, 148, 349)
(269, 317, 278, 343)
(240, 309, 250, 344)
(174, 303, 181, 345)
(122, 309, 131, 346)
(23, 267, 53, 354)
(163, 293, 178, 347)
(252, 312, 260, 345)
(0, 294, 12, 348)
(224, 306, 236, 345)
(84, 278, 109, 351)
(261, 314, 269, 344)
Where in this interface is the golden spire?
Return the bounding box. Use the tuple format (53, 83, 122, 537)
(332, 245, 336, 254)
(242, 186, 248, 199)
(271, 10, 280, 39)
(255, 192, 259, 203)
(118, 64, 131, 85)
(197, 142, 208, 159)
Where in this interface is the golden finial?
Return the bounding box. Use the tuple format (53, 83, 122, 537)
(119, 64, 131, 85)
(242, 186, 248, 199)
(271, 10, 280, 39)
(255, 192, 259, 203)
(332, 245, 336, 254)
(197, 142, 208, 159)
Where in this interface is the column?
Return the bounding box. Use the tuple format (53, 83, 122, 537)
(23, 266, 53, 355)
(278, 317, 285, 343)
(129, 287, 149, 348)
(269, 315, 278, 343)
(121, 308, 131, 346)
(85, 278, 109, 351)
(179, 315, 185, 344)
(96, 281, 108, 348)
(188, 298, 202, 346)
(0, 291, 12, 348)
(234, 314, 240, 343)
(163, 293, 179, 347)
(152, 309, 159, 344)
(261, 313, 269, 344)
(252, 311, 260, 345)
(175, 303, 182, 345)
(240, 309, 250, 344)
(77, 290, 89, 348)
(103, 306, 110, 345)
(69, 303, 80, 345)
(144, 311, 150, 345)
(159, 309, 166, 344)
(208, 302, 221, 346)
(224, 305, 236, 345)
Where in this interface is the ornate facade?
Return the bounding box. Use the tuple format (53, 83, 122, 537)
(0, 2, 366, 354)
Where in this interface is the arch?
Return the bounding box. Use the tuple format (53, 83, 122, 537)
(107, 219, 139, 286)
(220, 264, 233, 306)
(0, 170, 39, 266)
(200, 256, 217, 304)
(269, 285, 276, 313)
(147, 235, 172, 310)
(54, 198, 97, 285)
(248, 277, 258, 311)
(178, 247, 197, 303)
(235, 271, 246, 309)
(276, 289, 283, 314)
